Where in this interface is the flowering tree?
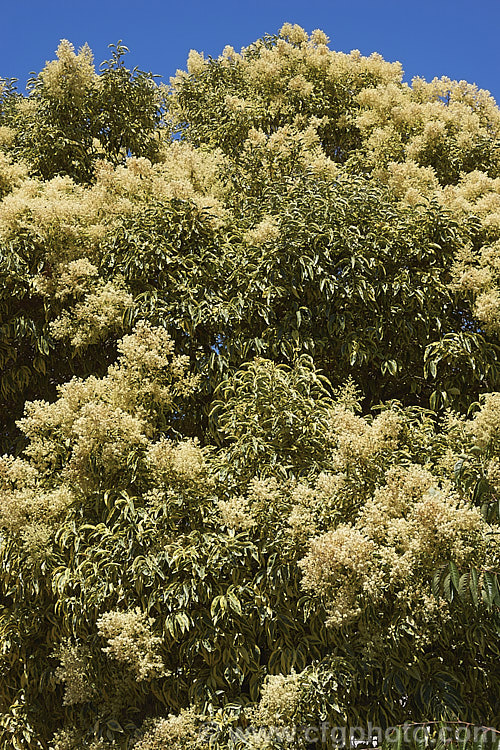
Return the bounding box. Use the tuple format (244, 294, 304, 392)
(0, 24, 500, 749)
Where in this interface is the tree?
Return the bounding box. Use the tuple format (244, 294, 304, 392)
(6, 40, 163, 183)
(0, 25, 500, 749)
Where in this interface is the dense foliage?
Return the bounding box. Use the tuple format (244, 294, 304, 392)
(0, 25, 500, 749)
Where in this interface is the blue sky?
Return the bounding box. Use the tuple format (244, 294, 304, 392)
(2, 0, 499, 101)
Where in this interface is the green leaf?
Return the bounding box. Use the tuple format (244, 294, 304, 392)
(106, 720, 124, 732)
(449, 561, 460, 592)
(470, 568, 479, 605)
(458, 573, 470, 601)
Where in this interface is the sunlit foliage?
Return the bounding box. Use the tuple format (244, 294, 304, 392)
(1, 24, 500, 749)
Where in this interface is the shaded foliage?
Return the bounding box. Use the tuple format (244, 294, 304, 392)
(0, 25, 500, 750)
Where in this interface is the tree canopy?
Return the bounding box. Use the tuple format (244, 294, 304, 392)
(0, 25, 500, 750)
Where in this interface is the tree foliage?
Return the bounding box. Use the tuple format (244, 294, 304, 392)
(0, 25, 500, 750)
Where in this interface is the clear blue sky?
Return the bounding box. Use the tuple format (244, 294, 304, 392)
(2, 0, 499, 101)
